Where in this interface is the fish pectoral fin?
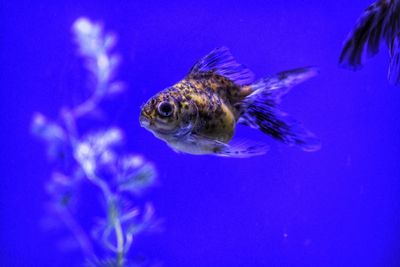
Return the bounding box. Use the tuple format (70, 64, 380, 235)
(188, 134, 268, 158)
(187, 47, 255, 86)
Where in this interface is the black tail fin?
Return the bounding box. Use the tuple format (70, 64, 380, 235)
(240, 67, 321, 152)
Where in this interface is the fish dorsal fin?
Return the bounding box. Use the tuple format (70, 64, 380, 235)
(187, 47, 255, 85)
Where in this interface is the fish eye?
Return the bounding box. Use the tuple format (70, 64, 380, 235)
(157, 101, 174, 117)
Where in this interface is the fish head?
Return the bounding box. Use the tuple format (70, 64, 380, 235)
(140, 88, 198, 139)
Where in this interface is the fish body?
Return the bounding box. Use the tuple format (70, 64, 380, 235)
(140, 47, 320, 157)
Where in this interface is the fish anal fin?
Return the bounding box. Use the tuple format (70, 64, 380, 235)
(185, 134, 268, 158)
(215, 140, 269, 158)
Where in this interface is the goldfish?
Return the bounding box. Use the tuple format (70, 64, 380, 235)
(139, 47, 320, 157)
(339, 0, 400, 84)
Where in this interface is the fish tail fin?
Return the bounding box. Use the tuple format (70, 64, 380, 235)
(240, 67, 321, 152)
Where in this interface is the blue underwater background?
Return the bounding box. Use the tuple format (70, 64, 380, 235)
(2, 0, 400, 266)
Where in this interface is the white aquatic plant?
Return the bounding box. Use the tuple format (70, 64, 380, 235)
(32, 18, 159, 267)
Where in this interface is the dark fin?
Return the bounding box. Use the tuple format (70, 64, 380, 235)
(240, 67, 321, 152)
(339, 0, 399, 69)
(388, 34, 400, 84)
(383, 1, 400, 46)
(187, 47, 255, 85)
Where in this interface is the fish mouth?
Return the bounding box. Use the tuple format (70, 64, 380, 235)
(139, 113, 152, 128)
(140, 117, 149, 128)
(140, 114, 173, 135)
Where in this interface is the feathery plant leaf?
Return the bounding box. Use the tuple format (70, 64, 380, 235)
(32, 17, 159, 266)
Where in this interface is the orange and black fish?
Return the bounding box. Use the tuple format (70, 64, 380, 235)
(140, 47, 320, 157)
(339, 0, 400, 84)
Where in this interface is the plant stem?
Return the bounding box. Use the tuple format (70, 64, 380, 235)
(71, 77, 107, 119)
(85, 171, 125, 266)
(71, 94, 100, 119)
(114, 216, 125, 267)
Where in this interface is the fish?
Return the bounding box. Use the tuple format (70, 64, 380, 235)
(139, 47, 320, 157)
(339, 0, 400, 84)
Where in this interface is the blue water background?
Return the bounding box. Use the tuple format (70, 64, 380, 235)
(1, 1, 400, 266)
